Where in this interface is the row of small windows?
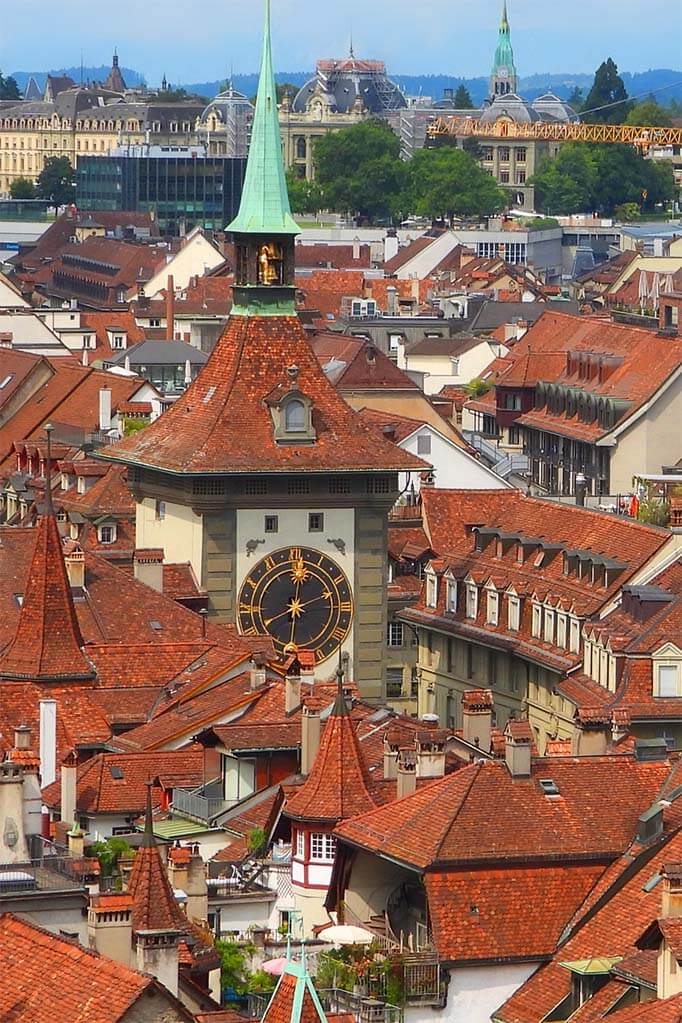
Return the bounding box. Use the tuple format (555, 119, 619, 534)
(264, 513, 324, 534)
(536, 382, 630, 429)
(294, 829, 336, 862)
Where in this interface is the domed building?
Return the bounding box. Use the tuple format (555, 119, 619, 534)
(531, 92, 580, 124)
(280, 54, 406, 180)
(197, 84, 254, 158)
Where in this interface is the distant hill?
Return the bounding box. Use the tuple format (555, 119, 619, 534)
(9, 66, 682, 106)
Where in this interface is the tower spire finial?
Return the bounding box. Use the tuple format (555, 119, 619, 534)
(142, 778, 155, 847)
(44, 423, 55, 516)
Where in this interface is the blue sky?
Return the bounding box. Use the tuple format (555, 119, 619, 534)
(2, 0, 680, 84)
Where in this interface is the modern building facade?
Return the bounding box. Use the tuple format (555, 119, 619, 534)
(76, 146, 246, 234)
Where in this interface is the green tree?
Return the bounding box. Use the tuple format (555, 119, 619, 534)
(626, 100, 673, 127)
(216, 939, 252, 995)
(582, 58, 632, 123)
(87, 837, 131, 877)
(406, 146, 506, 221)
(462, 136, 483, 160)
(10, 177, 36, 199)
(567, 86, 583, 110)
(530, 143, 596, 214)
(286, 171, 323, 215)
(314, 118, 405, 222)
(36, 156, 75, 206)
(0, 72, 20, 100)
(454, 84, 474, 109)
(465, 377, 493, 398)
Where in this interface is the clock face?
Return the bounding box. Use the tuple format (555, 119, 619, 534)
(238, 546, 353, 661)
(498, 66, 508, 77)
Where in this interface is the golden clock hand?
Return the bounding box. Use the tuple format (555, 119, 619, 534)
(264, 592, 332, 627)
(289, 577, 302, 645)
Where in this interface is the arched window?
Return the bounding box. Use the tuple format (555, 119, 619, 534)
(296, 136, 307, 159)
(285, 399, 306, 432)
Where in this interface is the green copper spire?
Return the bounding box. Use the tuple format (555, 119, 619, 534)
(491, 0, 517, 97)
(228, 0, 299, 236)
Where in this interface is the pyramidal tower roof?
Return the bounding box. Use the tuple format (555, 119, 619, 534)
(262, 944, 328, 1023)
(128, 784, 186, 934)
(0, 431, 94, 682)
(285, 665, 377, 824)
(227, 0, 299, 236)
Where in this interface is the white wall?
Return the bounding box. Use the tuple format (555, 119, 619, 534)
(399, 428, 510, 492)
(142, 232, 225, 299)
(417, 962, 538, 1023)
(136, 498, 204, 578)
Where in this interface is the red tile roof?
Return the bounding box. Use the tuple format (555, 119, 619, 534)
(0, 513, 93, 681)
(100, 314, 424, 474)
(80, 310, 146, 361)
(285, 683, 377, 824)
(128, 824, 188, 934)
(295, 243, 372, 271)
(0, 911, 173, 1023)
(310, 332, 421, 392)
(426, 863, 605, 963)
(334, 756, 672, 870)
(41, 748, 204, 814)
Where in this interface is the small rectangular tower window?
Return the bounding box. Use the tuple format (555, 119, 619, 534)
(264, 515, 278, 533)
(308, 512, 324, 532)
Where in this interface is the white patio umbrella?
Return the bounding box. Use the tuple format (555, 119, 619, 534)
(317, 924, 375, 946)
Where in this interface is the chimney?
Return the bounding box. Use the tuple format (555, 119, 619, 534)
(662, 863, 682, 919)
(462, 689, 493, 752)
(39, 699, 57, 787)
(184, 845, 208, 923)
(166, 275, 175, 339)
(0, 761, 31, 862)
(82, 346, 89, 367)
(61, 749, 78, 829)
(133, 548, 164, 592)
(611, 709, 630, 744)
(383, 733, 400, 780)
(301, 705, 321, 775)
(67, 822, 85, 859)
(396, 748, 417, 799)
(249, 656, 267, 691)
(99, 386, 112, 432)
(571, 709, 609, 756)
(386, 286, 397, 317)
(416, 729, 446, 779)
(285, 673, 301, 714)
(575, 472, 587, 507)
(353, 236, 361, 261)
(64, 546, 85, 589)
(504, 719, 532, 778)
(384, 229, 399, 264)
(88, 893, 133, 967)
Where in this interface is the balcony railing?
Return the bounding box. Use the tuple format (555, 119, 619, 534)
(0, 856, 86, 895)
(171, 780, 235, 824)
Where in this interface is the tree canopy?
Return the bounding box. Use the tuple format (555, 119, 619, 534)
(314, 118, 406, 221)
(405, 146, 506, 221)
(36, 156, 76, 206)
(454, 84, 474, 109)
(625, 100, 672, 127)
(530, 142, 675, 216)
(582, 58, 632, 124)
(0, 72, 20, 100)
(286, 172, 323, 215)
(9, 177, 36, 199)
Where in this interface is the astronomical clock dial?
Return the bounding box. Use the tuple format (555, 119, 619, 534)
(238, 546, 353, 661)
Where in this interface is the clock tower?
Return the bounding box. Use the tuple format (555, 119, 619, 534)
(490, 1, 518, 98)
(100, 0, 425, 699)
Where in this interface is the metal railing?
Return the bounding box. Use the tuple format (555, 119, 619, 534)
(171, 783, 235, 823)
(0, 856, 86, 894)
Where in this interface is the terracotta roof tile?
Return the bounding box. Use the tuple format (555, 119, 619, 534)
(100, 314, 423, 474)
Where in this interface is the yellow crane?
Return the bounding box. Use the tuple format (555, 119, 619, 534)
(427, 116, 682, 149)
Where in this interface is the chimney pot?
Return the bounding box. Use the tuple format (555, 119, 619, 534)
(14, 725, 32, 751)
(504, 719, 532, 777)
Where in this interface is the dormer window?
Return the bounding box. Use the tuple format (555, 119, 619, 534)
(543, 608, 555, 644)
(446, 576, 457, 612)
(486, 588, 499, 625)
(557, 613, 567, 648)
(77, 476, 86, 494)
(508, 594, 520, 631)
(61, 473, 70, 491)
(285, 399, 306, 432)
(465, 582, 478, 620)
(98, 523, 117, 545)
(531, 603, 542, 638)
(569, 617, 581, 653)
(268, 367, 316, 445)
(426, 570, 438, 608)
(657, 664, 680, 698)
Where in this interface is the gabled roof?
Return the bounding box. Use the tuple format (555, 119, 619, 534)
(262, 954, 327, 1023)
(100, 314, 425, 474)
(285, 677, 377, 824)
(0, 512, 94, 681)
(310, 332, 421, 392)
(0, 912, 187, 1023)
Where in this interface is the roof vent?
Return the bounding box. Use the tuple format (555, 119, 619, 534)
(538, 778, 560, 796)
(635, 737, 669, 762)
(637, 803, 664, 843)
(150, 620, 163, 631)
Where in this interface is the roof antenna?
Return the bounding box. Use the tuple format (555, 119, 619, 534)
(44, 423, 55, 516)
(349, 25, 355, 60)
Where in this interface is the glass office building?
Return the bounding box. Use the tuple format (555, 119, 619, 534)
(76, 146, 246, 235)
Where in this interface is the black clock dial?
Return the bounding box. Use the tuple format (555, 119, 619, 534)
(238, 546, 353, 662)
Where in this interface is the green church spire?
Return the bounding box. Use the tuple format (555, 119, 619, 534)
(491, 0, 518, 98)
(228, 0, 299, 236)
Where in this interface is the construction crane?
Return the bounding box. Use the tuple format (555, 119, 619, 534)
(426, 116, 682, 149)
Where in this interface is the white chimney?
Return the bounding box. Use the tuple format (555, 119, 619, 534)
(64, 546, 85, 589)
(384, 232, 399, 263)
(99, 386, 112, 432)
(82, 346, 89, 367)
(250, 658, 267, 690)
(352, 236, 361, 261)
(133, 548, 164, 592)
(396, 749, 417, 799)
(386, 286, 397, 317)
(61, 750, 78, 829)
(504, 720, 532, 778)
(39, 699, 57, 787)
(184, 359, 192, 386)
(285, 673, 301, 714)
(301, 706, 321, 775)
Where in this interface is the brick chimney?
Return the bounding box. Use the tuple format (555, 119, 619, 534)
(462, 689, 493, 752)
(301, 705, 321, 775)
(504, 718, 532, 778)
(133, 548, 163, 592)
(571, 708, 609, 756)
(396, 748, 417, 799)
(88, 893, 133, 967)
